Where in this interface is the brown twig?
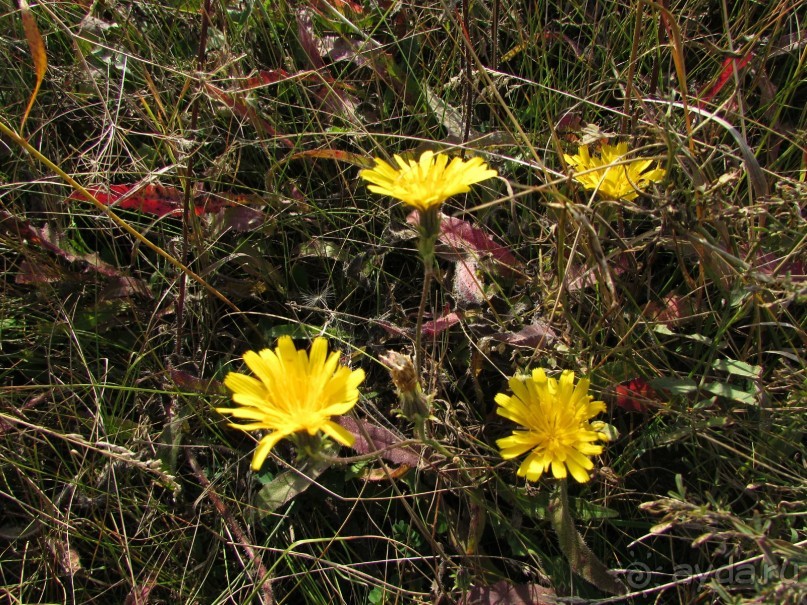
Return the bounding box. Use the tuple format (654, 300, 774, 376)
(176, 0, 212, 359)
(185, 450, 274, 604)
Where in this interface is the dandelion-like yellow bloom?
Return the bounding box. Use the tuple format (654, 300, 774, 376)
(217, 336, 365, 471)
(496, 369, 610, 483)
(360, 150, 497, 212)
(564, 142, 665, 201)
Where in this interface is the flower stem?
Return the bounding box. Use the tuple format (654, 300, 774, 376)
(414, 260, 433, 376)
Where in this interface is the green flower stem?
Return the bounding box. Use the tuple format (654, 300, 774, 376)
(414, 206, 440, 375)
(550, 480, 627, 595)
(414, 259, 433, 377)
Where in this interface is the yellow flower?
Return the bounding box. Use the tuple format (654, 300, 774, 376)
(496, 369, 610, 483)
(564, 142, 665, 200)
(360, 150, 497, 212)
(217, 336, 365, 471)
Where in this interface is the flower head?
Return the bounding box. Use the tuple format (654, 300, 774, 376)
(380, 350, 430, 421)
(564, 142, 665, 200)
(496, 369, 610, 483)
(360, 150, 497, 212)
(217, 336, 365, 471)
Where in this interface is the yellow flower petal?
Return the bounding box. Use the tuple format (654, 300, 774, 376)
(495, 369, 609, 484)
(360, 150, 497, 212)
(216, 338, 364, 470)
(320, 420, 356, 447)
(565, 142, 665, 200)
(251, 431, 287, 471)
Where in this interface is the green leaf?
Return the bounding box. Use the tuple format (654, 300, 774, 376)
(702, 381, 757, 405)
(650, 377, 698, 394)
(711, 358, 762, 378)
(252, 458, 332, 518)
(550, 482, 626, 595)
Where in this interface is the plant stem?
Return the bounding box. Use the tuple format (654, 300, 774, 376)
(414, 260, 433, 377)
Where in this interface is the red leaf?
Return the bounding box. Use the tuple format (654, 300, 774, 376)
(644, 293, 699, 326)
(68, 184, 266, 219)
(246, 69, 291, 88)
(615, 378, 658, 413)
(439, 214, 520, 277)
(697, 52, 754, 108)
(73, 184, 185, 216)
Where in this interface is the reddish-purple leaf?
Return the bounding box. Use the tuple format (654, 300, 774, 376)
(123, 582, 155, 605)
(337, 417, 422, 467)
(491, 321, 557, 348)
(15, 259, 62, 284)
(204, 81, 295, 148)
(100, 276, 153, 300)
(170, 370, 225, 396)
(372, 318, 410, 338)
(745, 247, 806, 281)
(565, 252, 632, 292)
(461, 581, 557, 605)
(438, 214, 520, 277)
(406, 212, 520, 276)
(1, 210, 123, 279)
(296, 8, 326, 70)
(644, 293, 699, 326)
(213, 206, 268, 233)
(422, 309, 463, 337)
(453, 258, 486, 305)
